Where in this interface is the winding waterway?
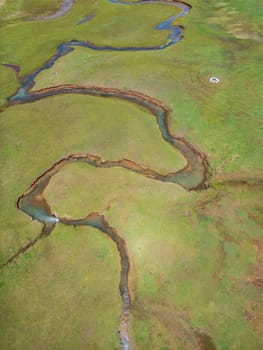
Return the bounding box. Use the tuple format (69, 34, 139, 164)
(2, 1, 213, 349)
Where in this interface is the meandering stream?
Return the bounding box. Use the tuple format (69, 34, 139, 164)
(2, 1, 214, 349)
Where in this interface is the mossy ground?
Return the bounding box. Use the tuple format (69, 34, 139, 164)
(0, 0, 263, 349)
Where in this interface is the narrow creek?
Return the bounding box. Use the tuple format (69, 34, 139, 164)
(1, 1, 215, 349)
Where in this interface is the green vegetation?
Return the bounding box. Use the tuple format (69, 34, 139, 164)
(0, 93, 185, 263)
(0, 65, 19, 107)
(0, 0, 64, 22)
(0, 0, 181, 76)
(0, 0, 263, 349)
(31, 2, 263, 177)
(199, 0, 263, 40)
(44, 163, 263, 349)
(0, 224, 121, 349)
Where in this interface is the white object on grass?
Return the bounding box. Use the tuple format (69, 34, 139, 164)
(210, 77, 220, 84)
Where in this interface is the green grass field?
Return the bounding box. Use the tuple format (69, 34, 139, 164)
(0, 0, 263, 349)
